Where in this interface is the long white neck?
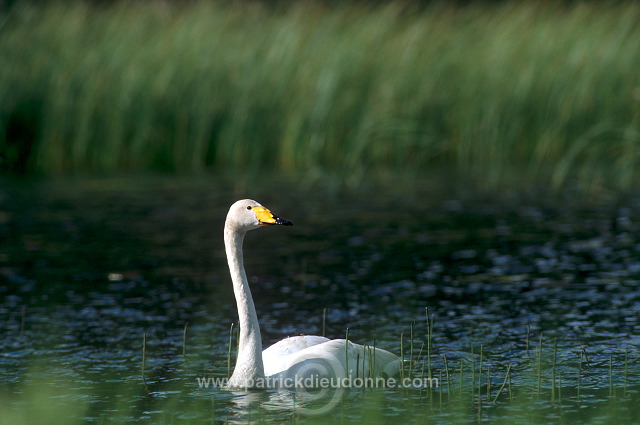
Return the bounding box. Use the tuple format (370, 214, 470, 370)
(225, 224, 265, 387)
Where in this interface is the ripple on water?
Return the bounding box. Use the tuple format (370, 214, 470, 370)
(1, 179, 640, 423)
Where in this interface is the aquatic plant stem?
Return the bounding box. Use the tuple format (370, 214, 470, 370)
(426, 307, 433, 396)
(141, 332, 146, 383)
(459, 359, 464, 399)
(372, 338, 377, 379)
(443, 353, 451, 401)
(624, 348, 628, 397)
(345, 327, 350, 378)
(477, 345, 484, 418)
(20, 305, 26, 336)
(536, 333, 543, 398)
(551, 338, 557, 403)
(322, 308, 326, 337)
(410, 322, 414, 379)
(492, 364, 512, 403)
(399, 331, 404, 381)
(471, 347, 476, 402)
(558, 371, 562, 403)
(439, 369, 443, 408)
(227, 323, 234, 378)
(578, 348, 583, 400)
(418, 343, 426, 399)
(182, 322, 188, 361)
(525, 325, 530, 359)
(487, 365, 491, 399)
(609, 354, 614, 399)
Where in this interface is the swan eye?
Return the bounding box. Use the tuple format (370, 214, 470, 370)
(246, 206, 252, 210)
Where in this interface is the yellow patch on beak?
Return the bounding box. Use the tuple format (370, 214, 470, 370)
(253, 206, 293, 226)
(253, 206, 277, 225)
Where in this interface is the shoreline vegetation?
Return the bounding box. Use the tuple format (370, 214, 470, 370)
(1, 1, 640, 191)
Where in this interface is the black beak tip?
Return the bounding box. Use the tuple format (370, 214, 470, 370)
(277, 217, 293, 226)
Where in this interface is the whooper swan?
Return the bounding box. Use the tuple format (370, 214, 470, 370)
(224, 199, 399, 389)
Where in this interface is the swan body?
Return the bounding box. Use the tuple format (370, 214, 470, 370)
(224, 199, 399, 389)
(262, 336, 400, 380)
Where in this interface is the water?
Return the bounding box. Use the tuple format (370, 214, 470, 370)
(1, 176, 639, 424)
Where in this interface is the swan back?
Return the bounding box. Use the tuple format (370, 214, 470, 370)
(263, 337, 400, 382)
(262, 336, 331, 376)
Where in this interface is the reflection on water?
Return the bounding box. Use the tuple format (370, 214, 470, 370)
(1, 176, 639, 423)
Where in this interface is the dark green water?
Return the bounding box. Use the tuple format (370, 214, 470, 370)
(1, 175, 639, 424)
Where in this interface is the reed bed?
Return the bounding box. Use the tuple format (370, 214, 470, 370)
(1, 1, 640, 190)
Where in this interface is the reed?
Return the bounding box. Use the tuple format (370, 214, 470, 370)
(425, 308, 433, 384)
(471, 347, 476, 402)
(438, 369, 443, 408)
(371, 338, 376, 379)
(1, 1, 640, 191)
(227, 322, 234, 378)
(141, 332, 146, 383)
(459, 358, 464, 398)
(345, 327, 350, 377)
(20, 305, 26, 335)
(399, 331, 404, 381)
(551, 338, 557, 403)
(486, 365, 491, 399)
(417, 343, 426, 399)
(478, 345, 483, 400)
(557, 371, 562, 403)
(492, 364, 511, 403)
(477, 345, 483, 418)
(536, 333, 543, 397)
(182, 322, 188, 361)
(624, 348, 628, 398)
(577, 347, 588, 400)
(609, 354, 615, 399)
(525, 326, 530, 359)
(443, 353, 451, 401)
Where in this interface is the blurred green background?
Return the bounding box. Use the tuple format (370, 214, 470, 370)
(3, 3, 640, 423)
(1, 0, 639, 190)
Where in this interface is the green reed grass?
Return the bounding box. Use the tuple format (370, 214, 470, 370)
(399, 331, 404, 380)
(2, 1, 640, 190)
(551, 338, 558, 403)
(141, 332, 147, 383)
(443, 353, 450, 401)
(459, 359, 464, 398)
(182, 322, 189, 361)
(227, 322, 234, 378)
(578, 348, 584, 399)
(624, 348, 628, 397)
(492, 364, 511, 403)
(609, 354, 614, 399)
(345, 327, 350, 377)
(426, 308, 433, 384)
(536, 333, 543, 397)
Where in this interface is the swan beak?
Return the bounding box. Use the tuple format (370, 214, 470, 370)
(254, 206, 293, 226)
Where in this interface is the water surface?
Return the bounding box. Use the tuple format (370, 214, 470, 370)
(1, 176, 639, 423)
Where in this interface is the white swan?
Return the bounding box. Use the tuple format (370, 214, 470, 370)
(224, 199, 400, 389)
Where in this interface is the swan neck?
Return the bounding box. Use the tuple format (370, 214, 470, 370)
(225, 225, 264, 384)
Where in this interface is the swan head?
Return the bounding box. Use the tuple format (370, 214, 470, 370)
(226, 199, 293, 232)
